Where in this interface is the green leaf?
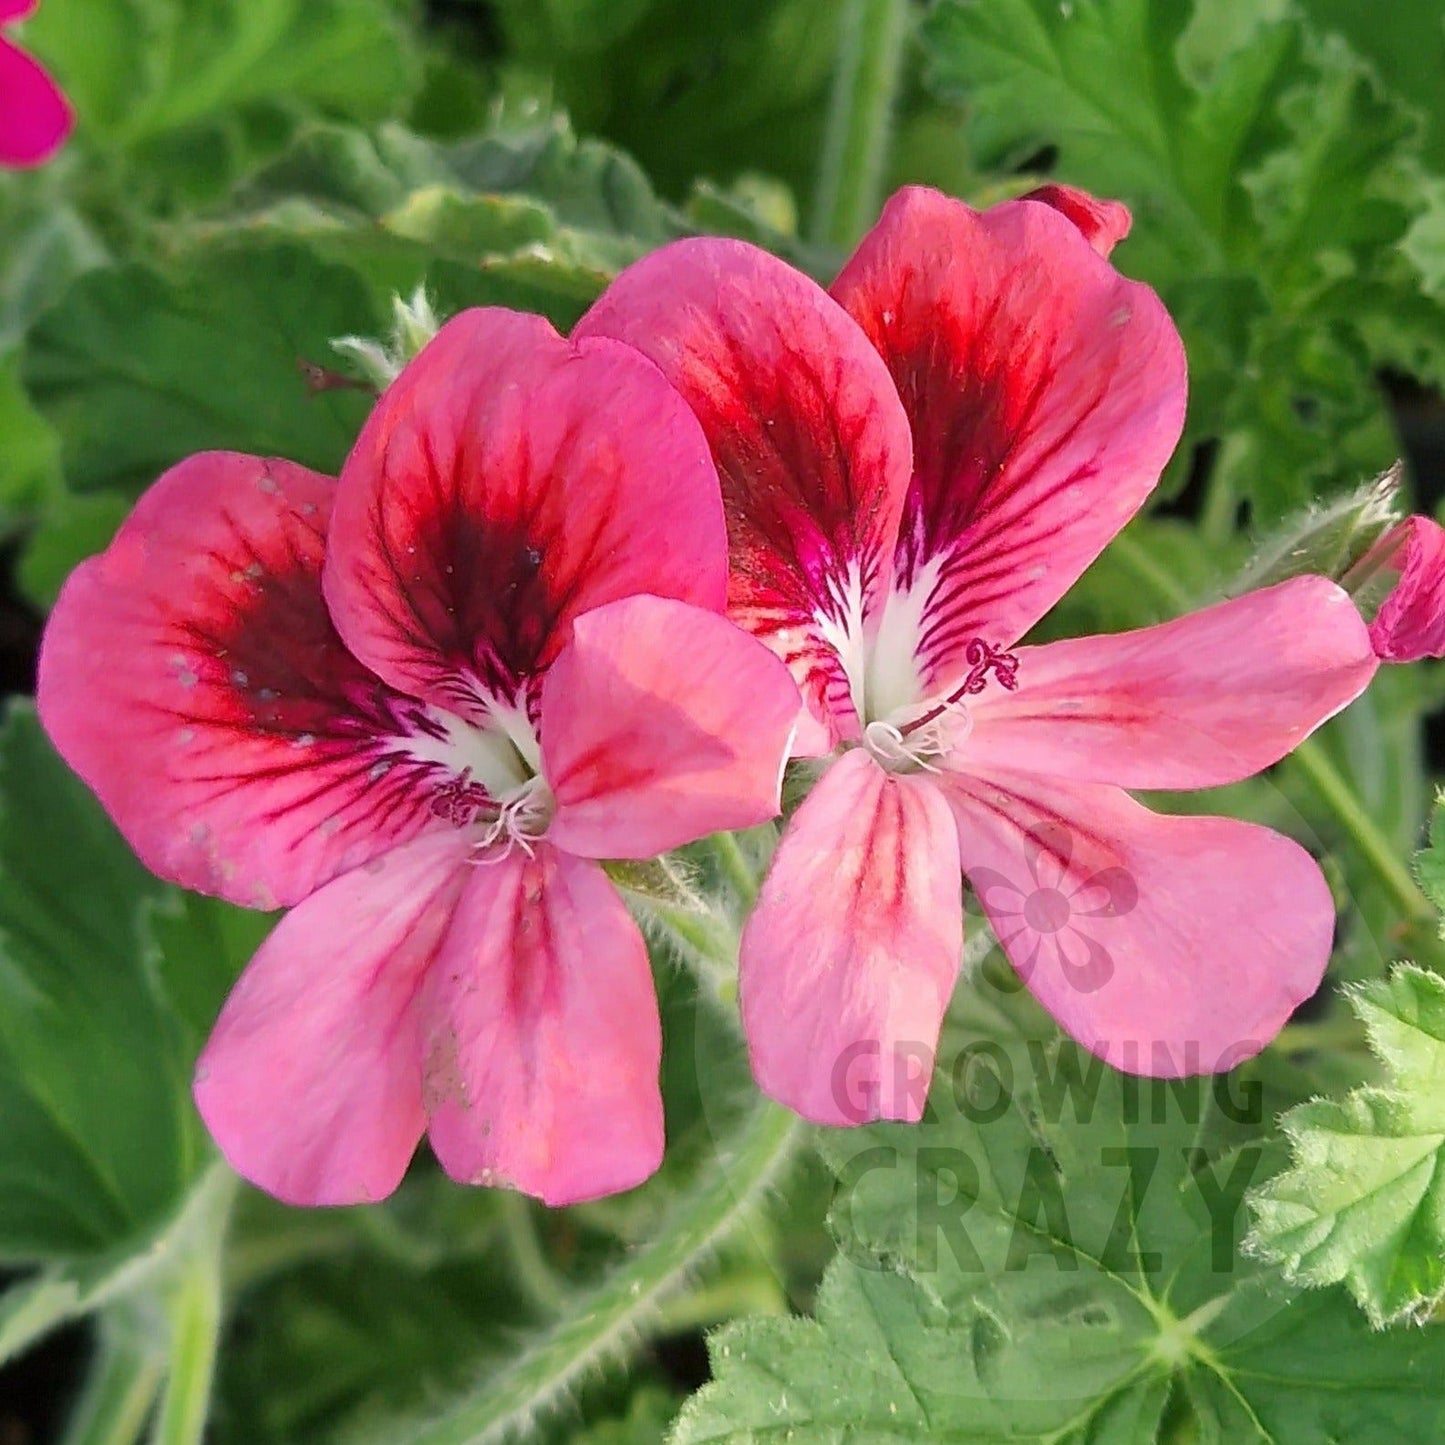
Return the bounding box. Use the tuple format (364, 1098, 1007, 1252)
(22, 240, 380, 500)
(0, 705, 198, 1259)
(1249, 965, 1445, 1326)
(1417, 797, 1445, 920)
(677, 980, 1445, 1442)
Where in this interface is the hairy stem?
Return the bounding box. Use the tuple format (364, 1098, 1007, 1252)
(810, 0, 911, 247)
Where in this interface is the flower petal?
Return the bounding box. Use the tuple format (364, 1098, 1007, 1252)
(37, 453, 443, 910)
(421, 846, 663, 1205)
(0, 36, 71, 168)
(1021, 183, 1132, 257)
(1366, 515, 1445, 662)
(964, 576, 1377, 788)
(831, 186, 1187, 674)
(325, 308, 726, 718)
(0, 1, 39, 22)
(739, 750, 963, 1126)
(194, 832, 473, 1206)
(542, 595, 799, 859)
(577, 239, 915, 747)
(944, 768, 1333, 1076)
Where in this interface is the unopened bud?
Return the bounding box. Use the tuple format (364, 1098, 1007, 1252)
(331, 285, 442, 390)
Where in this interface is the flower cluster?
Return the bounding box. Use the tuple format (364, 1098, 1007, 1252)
(40, 183, 1408, 1206)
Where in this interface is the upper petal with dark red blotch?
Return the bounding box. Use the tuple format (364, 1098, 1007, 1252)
(1020, 184, 1132, 257)
(964, 577, 1377, 789)
(325, 308, 726, 721)
(831, 186, 1186, 678)
(1365, 515, 1445, 662)
(739, 750, 963, 1126)
(37, 453, 445, 910)
(421, 844, 663, 1206)
(541, 595, 799, 859)
(194, 830, 474, 1207)
(0, 34, 72, 168)
(944, 767, 1333, 1077)
(577, 239, 915, 748)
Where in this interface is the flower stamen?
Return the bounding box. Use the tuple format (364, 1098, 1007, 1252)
(898, 638, 1019, 739)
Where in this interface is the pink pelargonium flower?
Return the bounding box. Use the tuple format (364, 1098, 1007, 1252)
(0, 0, 72, 168)
(37, 308, 800, 1205)
(578, 184, 1380, 1123)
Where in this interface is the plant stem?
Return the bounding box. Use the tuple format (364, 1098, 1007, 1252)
(1288, 737, 1433, 923)
(150, 1171, 236, 1445)
(712, 829, 760, 908)
(810, 0, 911, 248)
(60, 1329, 164, 1445)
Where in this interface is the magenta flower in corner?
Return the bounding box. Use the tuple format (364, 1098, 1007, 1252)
(0, 0, 72, 168)
(578, 184, 1380, 1124)
(37, 309, 800, 1206)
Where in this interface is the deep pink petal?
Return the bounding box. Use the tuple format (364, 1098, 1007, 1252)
(577, 239, 915, 747)
(541, 596, 799, 859)
(0, 1, 39, 22)
(1365, 515, 1445, 662)
(1020, 184, 1132, 257)
(325, 309, 725, 719)
(944, 769, 1333, 1076)
(831, 186, 1187, 674)
(964, 577, 1377, 788)
(194, 832, 473, 1206)
(739, 751, 963, 1126)
(37, 453, 444, 910)
(421, 846, 663, 1205)
(0, 37, 72, 168)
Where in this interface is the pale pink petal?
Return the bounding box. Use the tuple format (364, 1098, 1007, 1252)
(37, 453, 443, 910)
(964, 577, 1377, 788)
(194, 832, 473, 1207)
(1021, 184, 1132, 257)
(831, 186, 1186, 676)
(944, 768, 1333, 1076)
(576, 239, 915, 748)
(0, 35, 72, 168)
(1365, 515, 1445, 661)
(325, 309, 725, 720)
(541, 596, 798, 858)
(739, 750, 963, 1126)
(422, 846, 662, 1205)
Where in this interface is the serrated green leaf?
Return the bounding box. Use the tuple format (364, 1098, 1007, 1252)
(1249, 965, 1445, 1327)
(22, 240, 379, 501)
(678, 981, 1445, 1442)
(1417, 796, 1445, 921)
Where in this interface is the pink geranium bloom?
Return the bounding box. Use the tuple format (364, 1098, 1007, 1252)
(38, 309, 800, 1204)
(1351, 514, 1445, 662)
(0, 0, 72, 168)
(578, 185, 1380, 1124)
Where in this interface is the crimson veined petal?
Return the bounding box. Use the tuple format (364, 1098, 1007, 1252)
(832, 185, 1187, 680)
(541, 595, 799, 859)
(37, 453, 447, 910)
(421, 845, 663, 1206)
(1364, 514, 1445, 662)
(577, 238, 915, 748)
(739, 750, 963, 1126)
(325, 308, 726, 720)
(1020, 183, 1132, 257)
(194, 831, 474, 1207)
(944, 767, 1333, 1077)
(963, 576, 1378, 788)
(0, 34, 72, 168)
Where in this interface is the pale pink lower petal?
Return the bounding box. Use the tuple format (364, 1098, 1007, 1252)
(37, 453, 445, 910)
(964, 577, 1377, 788)
(943, 768, 1333, 1076)
(194, 832, 473, 1207)
(0, 37, 72, 168)
(739, 750, 963, 1126)
(542, 596, 798, 859)
(1366, 515, 1445, 662)
(422, 846, 663, 1205)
